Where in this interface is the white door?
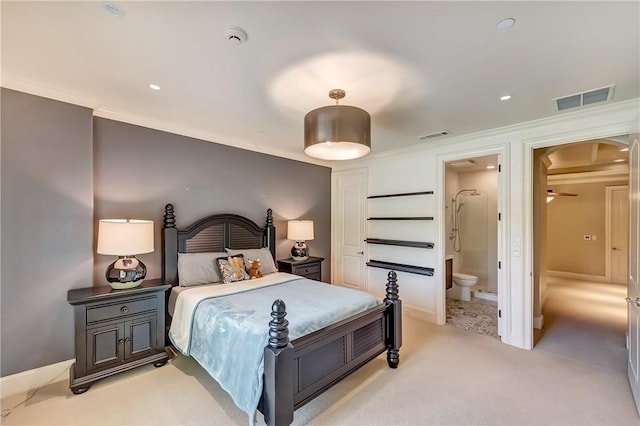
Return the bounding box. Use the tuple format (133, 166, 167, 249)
(627, 133, 640, 416)
(611, 186, 629, 284)
(332, 168, 367, 290)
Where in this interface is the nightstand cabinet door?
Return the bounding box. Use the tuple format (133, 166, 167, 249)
(87, 322, 123, 372)
(127, 314, 155, 358)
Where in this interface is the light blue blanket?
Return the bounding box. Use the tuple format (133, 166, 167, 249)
(182, 277, 380, 423)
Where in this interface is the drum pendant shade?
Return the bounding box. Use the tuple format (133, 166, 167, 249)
(304, 90, 371, 161)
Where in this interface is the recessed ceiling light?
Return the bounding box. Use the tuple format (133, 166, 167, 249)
(614, 159, 626, 163)
(500, 95, 512, 101)
(620, 147, 629, 152)
(102, 2, 125, 17)
(487, 165, 496, 169)
(149, 84, 161, 91)
(497, 18, 515, 32)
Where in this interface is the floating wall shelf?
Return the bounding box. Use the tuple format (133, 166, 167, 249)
(367, 217, 433, 221)
(367, 260, 434, 276)
(367, 191, 434, 199)
(365, 238, 434, 249)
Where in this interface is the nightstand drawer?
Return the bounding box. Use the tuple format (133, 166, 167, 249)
(294, 264, 320, 276)
(87, 297, 157, 323)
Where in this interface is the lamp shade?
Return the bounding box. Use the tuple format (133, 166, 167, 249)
(287, 220, 314, 241)
(304, 105, 371, 160)
(97, 219, 154, 255)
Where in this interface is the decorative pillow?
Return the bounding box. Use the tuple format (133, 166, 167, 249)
(216, 255, 250, 283)
(225, 247, 277, 275)
(177, 252, 227, 286)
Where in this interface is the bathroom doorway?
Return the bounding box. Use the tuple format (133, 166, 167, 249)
(444, 154, 502, 338)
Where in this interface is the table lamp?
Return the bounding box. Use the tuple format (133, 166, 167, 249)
(97, 219, 154, 289)
(287, 220, 314, 261)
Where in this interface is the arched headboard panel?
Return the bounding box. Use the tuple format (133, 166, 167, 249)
(162, 204, 275, 285)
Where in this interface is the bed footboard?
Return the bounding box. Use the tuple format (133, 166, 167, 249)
(262, 271, 401, 426)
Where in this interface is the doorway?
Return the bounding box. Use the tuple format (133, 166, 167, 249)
(444, 154, 502, 339)
(532, 138, 630, 355)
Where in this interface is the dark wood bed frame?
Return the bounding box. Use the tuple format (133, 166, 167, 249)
(161, 204, 402, 426)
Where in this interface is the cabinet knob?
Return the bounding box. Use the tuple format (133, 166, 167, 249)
(120, 306, 129, 313)
(118, 339, 124, 345)
(124, 337, 131, 343)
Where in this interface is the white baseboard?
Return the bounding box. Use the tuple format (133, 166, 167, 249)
(533, 315, 544, 330)
(0, 359, 73, 398)
(547, 270, 610, 283)
(404, 306, 436, 323)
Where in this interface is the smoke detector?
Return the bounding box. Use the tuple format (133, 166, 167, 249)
(224, 26, 248, 44)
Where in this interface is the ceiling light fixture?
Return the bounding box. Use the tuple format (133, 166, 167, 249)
(620, 147, 629, 152)
(149, 84, 161, 91)
(500, 95, 512, 101)
(496, 18, 515, 32)
(304, 89, 371, 161)
(487, 165, 496, 169)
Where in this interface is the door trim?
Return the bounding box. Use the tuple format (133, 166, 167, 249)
(437, 145, 508, 340)
(606, 185, 629, 284)
(331, 167, 368, 288)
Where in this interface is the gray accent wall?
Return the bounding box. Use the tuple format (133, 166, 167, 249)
(1, 89, 94, 376)
(1, 89, 331, 377)
(93, 118, 331, 285)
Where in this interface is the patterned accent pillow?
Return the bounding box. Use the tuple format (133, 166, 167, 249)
(215, 255, 249, 283)
(225, 247, 278, 275)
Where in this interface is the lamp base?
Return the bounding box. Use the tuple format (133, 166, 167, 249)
(291, 241, 309, 261)
(106, 256, 146, 290)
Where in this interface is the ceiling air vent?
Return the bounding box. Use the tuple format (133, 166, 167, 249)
(554, 84, 615, 111)
(419, 130, 450, 140)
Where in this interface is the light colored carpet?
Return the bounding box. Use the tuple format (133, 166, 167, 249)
(2, 278, 639, 425)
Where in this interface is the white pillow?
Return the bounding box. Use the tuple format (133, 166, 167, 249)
(225, 247, 277, 275)
(177, 252, 227, 286)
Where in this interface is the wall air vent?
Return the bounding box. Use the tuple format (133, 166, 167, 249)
(554, 84, 615, 111)
(419, 130, 450, 140)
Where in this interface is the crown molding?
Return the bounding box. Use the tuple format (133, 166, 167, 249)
(344, 98, 640, 166)
(93, 108, 331, 167)
(1, 75, 331, 167)
(1, 74, 100, 109)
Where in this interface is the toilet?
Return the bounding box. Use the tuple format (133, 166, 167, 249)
(452, 272, 478, 302)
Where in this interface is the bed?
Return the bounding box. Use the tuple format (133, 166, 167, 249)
(161, 204, 402, 426)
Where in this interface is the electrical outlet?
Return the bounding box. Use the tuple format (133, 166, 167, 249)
(592, 235, 597, 240)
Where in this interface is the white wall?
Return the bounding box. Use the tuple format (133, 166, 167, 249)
(333, 99, 640, 350)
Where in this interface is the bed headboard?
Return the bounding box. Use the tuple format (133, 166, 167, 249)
(161, 203, 276, 285)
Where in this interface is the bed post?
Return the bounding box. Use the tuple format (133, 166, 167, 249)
(162, 203, 178, 284)
(264, 208, 276, 261)
(263, 299, 294, 426)
(384, 270, 402, 368)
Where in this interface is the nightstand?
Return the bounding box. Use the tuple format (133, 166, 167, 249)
(67, 279, 171, 394)
(277, 256, 325, 281)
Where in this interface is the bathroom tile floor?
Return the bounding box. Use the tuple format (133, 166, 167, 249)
(446, 297, 499, 339)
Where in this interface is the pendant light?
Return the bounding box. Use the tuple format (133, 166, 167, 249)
(304, 89, 371, 160)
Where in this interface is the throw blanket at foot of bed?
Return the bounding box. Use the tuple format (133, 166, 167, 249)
(169, 273, 381, 424)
